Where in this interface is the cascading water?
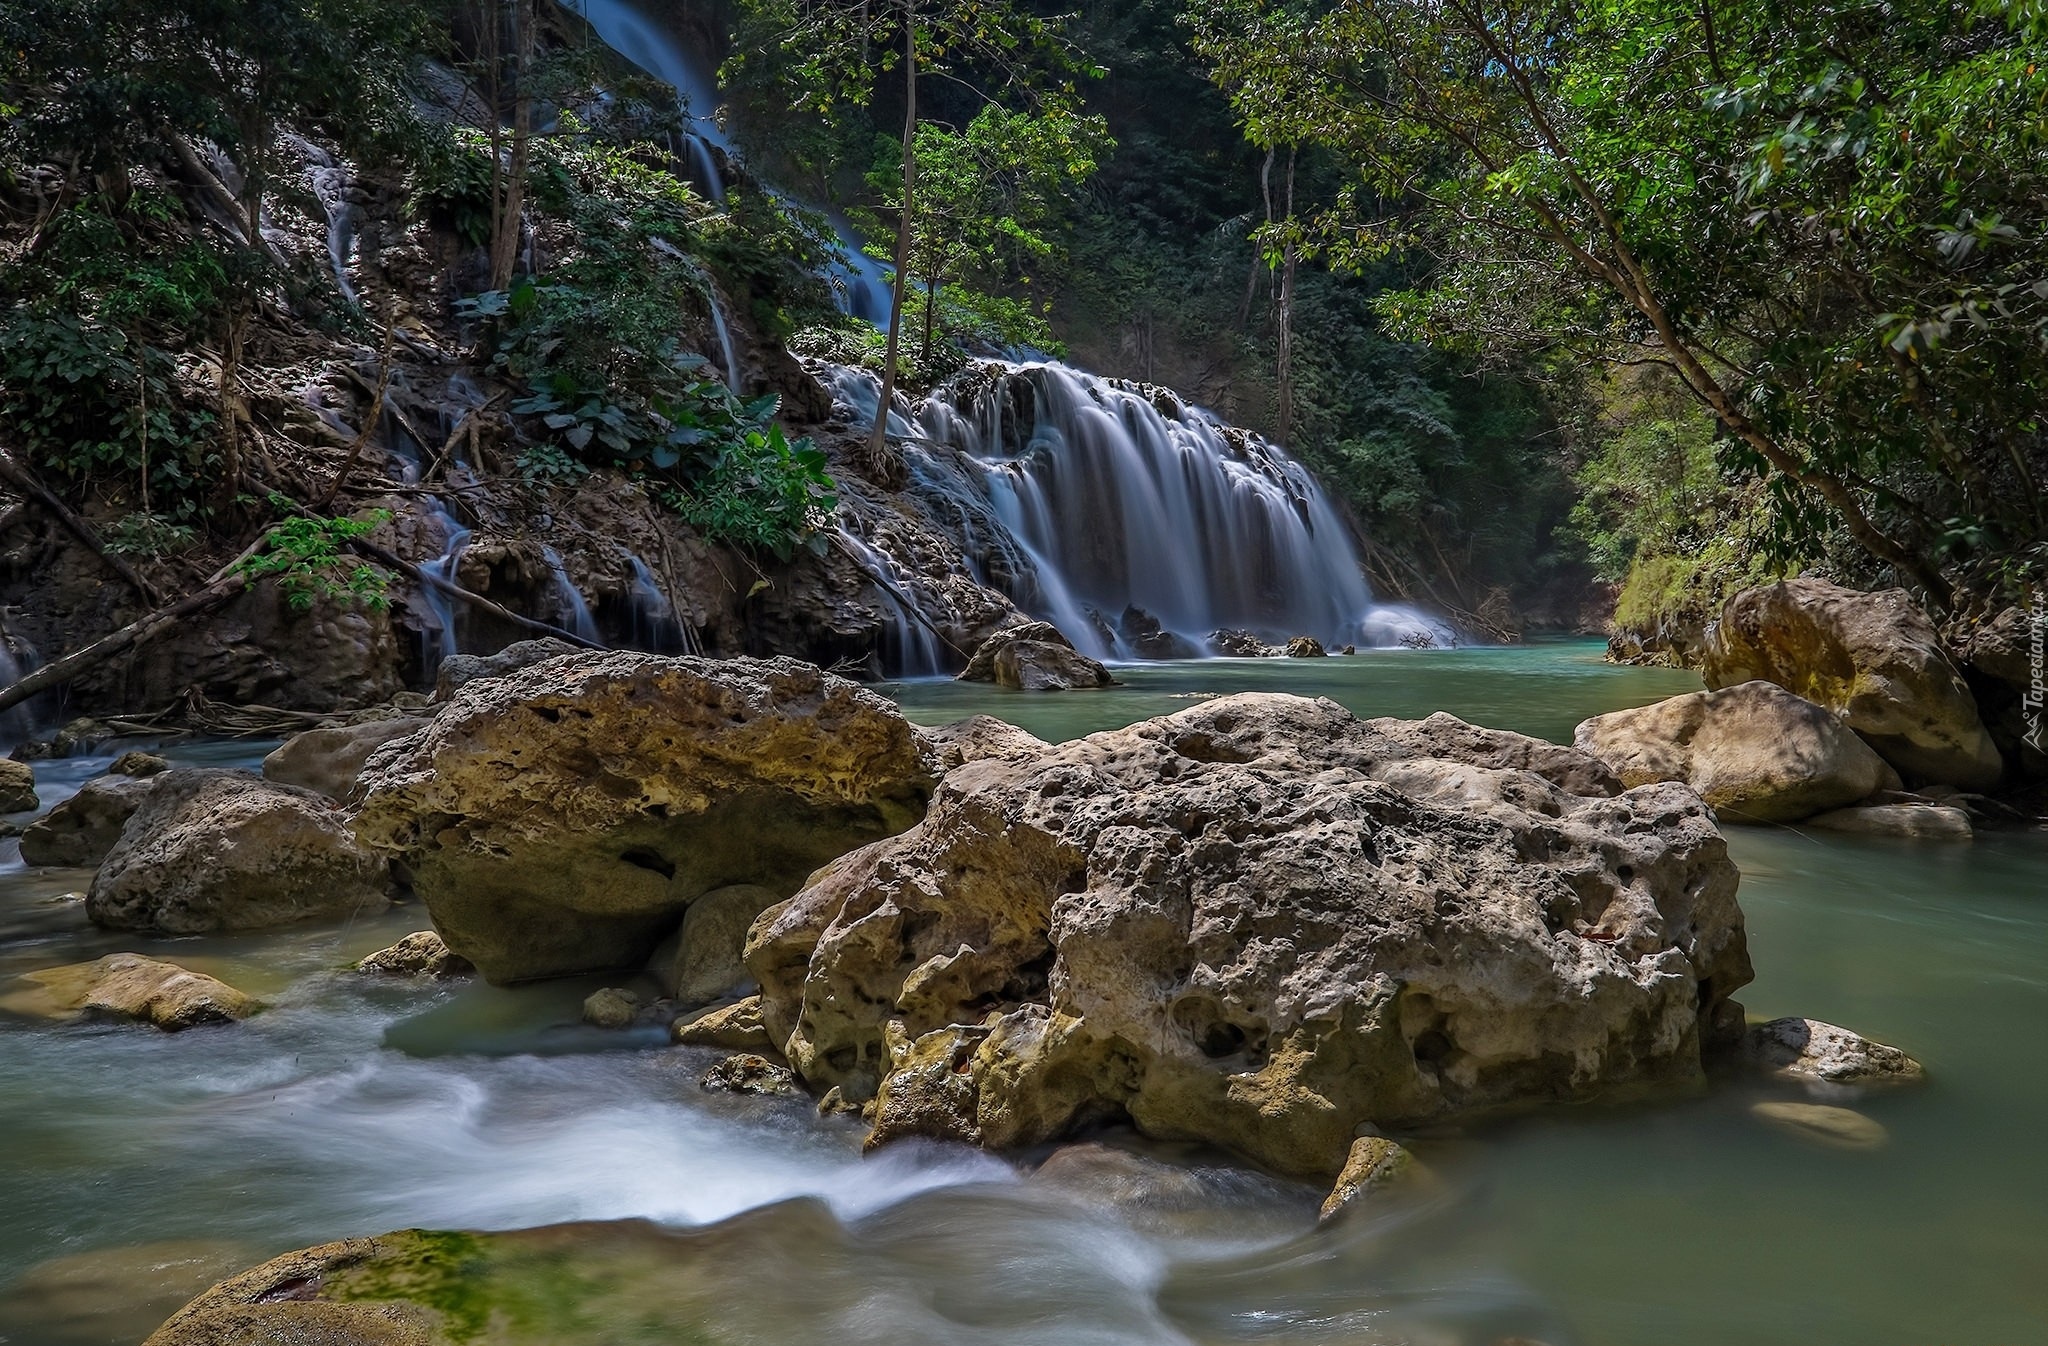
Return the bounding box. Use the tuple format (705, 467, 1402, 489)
(829, 362, 1456, 658)
(835, 530, 945, 678)
(542, 547, 602, 643)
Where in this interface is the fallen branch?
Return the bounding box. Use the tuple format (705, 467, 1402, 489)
(343, 529, 605, 651)
(0, 450, 164, 605)
(0, 535, 266, 718)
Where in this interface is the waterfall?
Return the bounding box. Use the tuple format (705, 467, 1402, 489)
(542, 547, 602, 643)
(830, 361, 1456, 658)
(565, 0, 728, 204)
(835, 531, 945, 678)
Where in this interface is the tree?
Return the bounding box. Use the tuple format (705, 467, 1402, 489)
(1188, 0, 2048, 610)
(726, 0, 1099, 482)
(860, 103, 1108, 369)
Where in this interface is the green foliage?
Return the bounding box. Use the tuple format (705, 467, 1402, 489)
(1188, 0, 2048, 605)
(232, 501, 392, 610)
(662, 419, 838, 560)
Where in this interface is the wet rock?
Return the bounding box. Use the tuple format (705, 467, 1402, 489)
(1207, 628, 1275, 657)
(1284, 636, 1327, 658)
(672, 995, 778, 1054)
(17, 774, 157, 868)
(648, 883, 774, 1004)
(0, 757, 39, 812)
(87, 769, 390, 934)
(1118, 606, 1201, 660)
(110, 750, 171, 777)
(1804, 802, 1973, 840)
(2, 953, 259, 1030)
(9, 717, 112, 761)
(1574, 681, 1895, 823)
(751, 692, 1749, 1178)
(351, 653, 937, 983)
(1320, 1135, 1424, 1222)
(263, 715, 435, 801)
(1031, 1142, 1232, 1213)
(1750, 1100, 1888, 1149)
(431, 636, 582, 701)
(700, 1052, 799, 1095)
(581, 986, 641, 1028)
(1745, 1017, 1925, 1088)
(355, 931, 473, 979)
(1703, 578, 2003, 789)
(959, 622, 1114, 691)
(924, 715, 1051, 769)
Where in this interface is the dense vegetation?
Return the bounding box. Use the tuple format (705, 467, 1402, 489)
(3, 0, 2041, 649)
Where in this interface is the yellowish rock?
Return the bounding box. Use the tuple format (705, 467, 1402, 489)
(2, 954, 259, 1030)
(1319, 1135, 1425, 1221)
(671, 996, 777, 1054)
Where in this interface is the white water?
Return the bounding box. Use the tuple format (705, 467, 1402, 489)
(837, 530, 945, 678)
(541, 547, 602, 644)
(829, 363, 1455, 659)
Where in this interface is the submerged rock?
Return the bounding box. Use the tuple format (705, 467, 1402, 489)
(1320, 1135, 1426, 1222)
(1, 1238, 259, 1346)
(17, 773, 158, 868)
(1745, 1017, 1925, 1089)
(264, 715, 435, 801)
(1703, 578, 2003, 789)
(2, 953, 258, 1030)
(1804, 801, 1973, 840)
(355, 931, 473, 979)
(959, 621, 1114, 691)
(1750, 1100, 1888, 1150)
(350, 653, 937, 984)
(581, 986, 641, 1029)
(751, 693, 1749, 1177)
(87, 770, 389, 934)
(0, 758, 39, 813)
(1574, 681, 1895, 823)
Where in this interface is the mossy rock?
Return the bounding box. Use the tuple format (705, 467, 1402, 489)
(145, 1223, 732, 1346)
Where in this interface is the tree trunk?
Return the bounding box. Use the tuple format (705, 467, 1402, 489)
(489, 0, 533, 291)
(1275, 147, 1298, 443)
(866, 0, 917, 486)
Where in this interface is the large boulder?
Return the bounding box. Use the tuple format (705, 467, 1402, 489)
(1573, 681, 1895, 823)
(262, 715, 435, 801)
(350, 653, 938, 984)
(87, 770, 389, 933)
(431, 637, 582, 701)
(750, 693, 1749, 1178)
(1, 953, 259, 1030)
(1702, 578, 2003, 789)
(17, 774, 157, 867)
(958, 622, 1115, 691)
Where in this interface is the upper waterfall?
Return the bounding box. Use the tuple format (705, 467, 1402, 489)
(827, 362, 1456, 659)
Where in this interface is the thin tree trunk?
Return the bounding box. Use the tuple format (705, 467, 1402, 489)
(489, 0, 533, 290)
(867, 0, 917, 485)
(1275, 147, 1298, 443)
(0, 451, 163, 605)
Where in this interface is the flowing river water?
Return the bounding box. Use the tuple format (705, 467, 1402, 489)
(1, 643, 2044, 1345)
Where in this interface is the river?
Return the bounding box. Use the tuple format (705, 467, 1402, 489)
(1, 643, 2042, 1345)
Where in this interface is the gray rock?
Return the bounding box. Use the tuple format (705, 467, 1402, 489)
(923, 715, 1051, 770)
(1804, 802, 1973, 840)
(581, 986, 640, 1028)
(351, 654, 937, 984)
(17, 774, 158, 868)
(263, 716, 434, 801)
(958, 621, 1115, 691)
(699, 1053, 799, 1095)
(109, 751, 171, 778)
(751, 693, 1749, 1177)
(1745, 1016, 1925, 1088)
(648, 884, 776, 1004)
(87, 770, 390, 933)
(431, 637, 582, 701)
(1574, 680, 1896, 823)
